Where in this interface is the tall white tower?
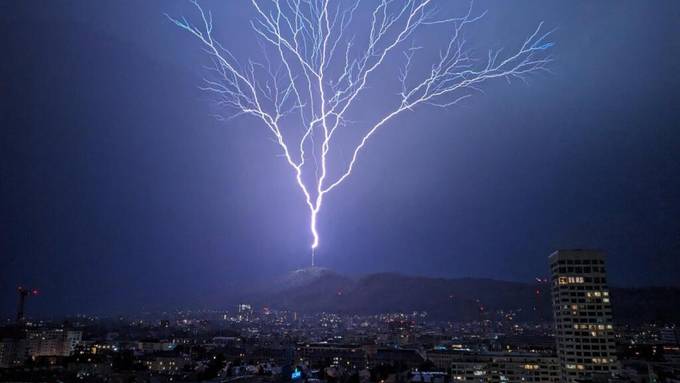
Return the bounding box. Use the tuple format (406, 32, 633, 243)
(549, 250, 619, 382)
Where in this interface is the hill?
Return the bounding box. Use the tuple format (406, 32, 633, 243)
(251, 268, 680, 323)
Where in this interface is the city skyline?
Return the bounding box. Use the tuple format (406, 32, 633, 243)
(2, 2, 680, 381)
(1, 247, 679, 382)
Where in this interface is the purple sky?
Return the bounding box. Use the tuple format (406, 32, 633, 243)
(1, 0, 679, 316)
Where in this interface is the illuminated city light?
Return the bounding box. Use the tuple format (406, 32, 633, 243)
(291, 368, 302, 380)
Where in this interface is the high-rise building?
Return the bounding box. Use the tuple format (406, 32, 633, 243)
(549, 250, 618, 382)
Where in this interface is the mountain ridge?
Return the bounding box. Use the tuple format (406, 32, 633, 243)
(249, 268, 680, 324)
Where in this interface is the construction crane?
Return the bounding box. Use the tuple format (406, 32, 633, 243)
(16, 286, 39, 323)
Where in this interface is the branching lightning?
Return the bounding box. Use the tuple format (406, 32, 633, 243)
(167, 0, 553, 264)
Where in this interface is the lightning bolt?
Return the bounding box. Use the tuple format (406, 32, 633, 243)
(167, 0, 553, 264)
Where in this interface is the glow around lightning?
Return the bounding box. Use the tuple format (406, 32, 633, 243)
(167, 0, 553, 255)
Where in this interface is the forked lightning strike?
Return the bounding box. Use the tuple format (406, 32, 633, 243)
(167, 0, 553, 264)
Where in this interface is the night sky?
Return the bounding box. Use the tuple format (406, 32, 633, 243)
(1, 1, 679, 316)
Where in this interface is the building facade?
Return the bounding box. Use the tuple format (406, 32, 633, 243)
(549, 250, 618, 382)
(427, 351, 559, 383)
(295, 343, 368, 370)
(27, 329, 82, 357)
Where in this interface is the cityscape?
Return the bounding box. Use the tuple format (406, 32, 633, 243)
(2, 0, 679, 382)
(1, 250, 679, 382)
